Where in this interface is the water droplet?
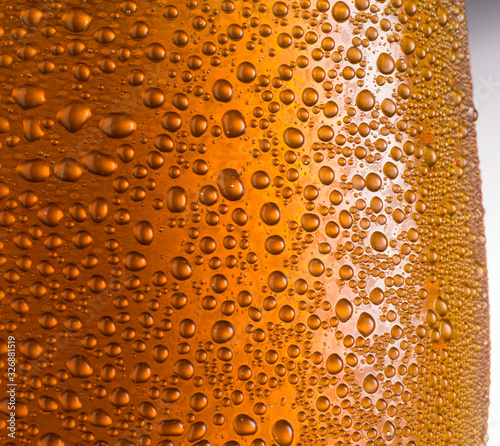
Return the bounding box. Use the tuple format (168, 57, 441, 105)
(211, 320, 235, 343)
(99, 113, 137, 138)
(233, 414, 258, 436)
(326, 353, 343, 375)
(272, 420, 294, 446)
(62, 8, 92, 33)
(57, 100, 92, 132)
(12, 84, 46, 109)
(217, 169, 245, 201)
(332, 1, 350, 22)
(222, 110, 247, 138)
(357, 312, 376, 337)
(356, 89, 375, 112)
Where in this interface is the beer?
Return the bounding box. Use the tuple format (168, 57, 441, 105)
(0, 0, 489, 445)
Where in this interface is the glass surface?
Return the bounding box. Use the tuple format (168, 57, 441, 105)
(0, 1, 489, 445)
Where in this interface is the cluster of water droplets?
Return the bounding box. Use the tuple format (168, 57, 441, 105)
(0, 1, 489, 446)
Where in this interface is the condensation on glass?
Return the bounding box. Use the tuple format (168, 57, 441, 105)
(0, 1, 490, 446)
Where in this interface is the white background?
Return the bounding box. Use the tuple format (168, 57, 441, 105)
(467, 1, 500, 443)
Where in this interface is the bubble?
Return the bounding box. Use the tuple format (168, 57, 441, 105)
(163, 5, 179, 19)
(73, 62, 91, 82)
(325, 221, 340, 238)
(323, 101, 339, 118)
(130, 20, 149, 39)
(424, 146, 438, 167)
(318, 166, 335, 185)
(339, 210, 353, 229)
(383, 161, 398, 179)
(187, 421, 208, 442)
(401, 36, 416, 55)
(172, 92, 189, 110)
(95, 27, 116, 45)
(308, 258, 325, 276)
(347, 46, 363, 64)
(174, 359, 195, 380)
(153, 345, 169, 363)
(130, 362, 152, 382)
(232, 207, 248, 225)
(172, 29, 189, 47)
(210, 273, 228, 293)
(441, 320, 454, 341)
(339, 264, 354, 280)
(137, 402, 158, 421)
(89, 408, 112, 427)
(55, 101, 91, 133)
(88, 275, 107, 293)
(161, 388, 180, 404)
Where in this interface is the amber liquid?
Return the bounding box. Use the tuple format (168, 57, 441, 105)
(0, 1, 490, 445)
